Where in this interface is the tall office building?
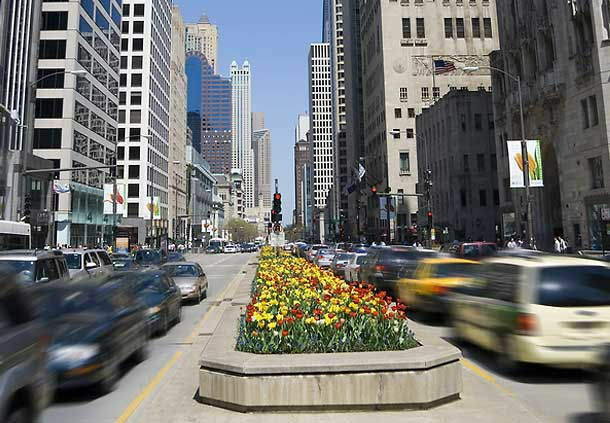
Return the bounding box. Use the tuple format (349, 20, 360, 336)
(252, 111, 265, 132)
(118, 0, 172, 246)
(169, 5, 188, 241)
(186, 52, 232, 172)
(252, 128, 271, 209)
(294, 113, 311, 228)
(308, 43, 333, 240)
(185, 14, 218, 73)
(33, 0, 122, 247)
(230, 60, 255, 210)
(359, 0, 498, 242)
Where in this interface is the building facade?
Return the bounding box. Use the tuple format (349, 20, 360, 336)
(230, 61, 255, 210)
(252, 128, 272, 209)
(359, 0, 499, 243)
(185, 14, 218, 73)
(417, 90, 499, 243)
(169, 5, 188, 241)
(185, 145, 216, 246)
(308, 43, 333, 241)
(33, 0, 122, 247)
(118, 0, 172, 246)
(294, 113, 311, 227)
(492, 0, 610, 251)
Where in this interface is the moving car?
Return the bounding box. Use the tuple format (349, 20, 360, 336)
(306, 244, 328, 263)
(454, 242, 497, 260)
(396, 258, 480, 315)
(593, 343, 610, 420)
(314, 249, 336, 269)
(35, 276, 149, 394)
(330, 252, 354, 277)
(111, 254, 139, 271)
(206, 245, 221, 254)
(63, 248, 114, 281)
(131, 270, 182, 335)
(167, 252, 186, 262)
(0, 249, 70, 286)
(161, 262, 208, 303)
(0, 270, 51, 423)
(344, 253, 368, 282)
(223, 244, 238, 254)
(134, 249, 167, 268)
(450, 256, 610, 372)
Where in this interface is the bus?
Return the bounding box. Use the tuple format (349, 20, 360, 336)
(208, 238, 228, 251)
(0, 221, 31, 250)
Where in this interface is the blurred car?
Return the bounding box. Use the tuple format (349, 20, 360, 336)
(396, 258, 480, 315)
(306, 244, 328, 263)
(34, 276, 149, 395)
(131, 270, 182, 335)
(206, 245, 221, 254)
(0, 270, 51, 423)
(111, 255, 139, 271)
(161, 262, 208, 303)
(359, 247, 439, 297)
(450, 256, 610, 373)
(134, 249, 166, 268)
(454, 242, 497, 260)
(593, 343, 610, 420)
(344, 253, 367, 282)
(63, 248, 114, 281)
(295, 243, 309, 258)
(283, 243, 294, 252)
(314, 249, 336, 269)
(167, 252, 185, 262)
(0, 249, 70, 286)
(330, 252, 354, 277)
(223, 244, 238, 254)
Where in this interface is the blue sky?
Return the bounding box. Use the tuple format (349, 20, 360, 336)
(174, 1, 322, 224)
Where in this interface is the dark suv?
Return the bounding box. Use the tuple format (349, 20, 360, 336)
(359, 247, 438, 296)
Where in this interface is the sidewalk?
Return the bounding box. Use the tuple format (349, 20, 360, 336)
(127, 257, 550, 423)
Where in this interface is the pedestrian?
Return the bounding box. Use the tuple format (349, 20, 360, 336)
(553, 237, 562, 253)
(559, 237, 568, 253)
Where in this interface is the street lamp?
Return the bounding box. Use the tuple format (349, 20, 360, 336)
(463, 65, 534, 245)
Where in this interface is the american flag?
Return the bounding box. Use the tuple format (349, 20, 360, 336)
(434, 59, 456, 75)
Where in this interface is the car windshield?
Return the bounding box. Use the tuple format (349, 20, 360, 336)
(164, 265, 198, 277)
(0, 260, 35, 283)
(136, 274, 168, 294)
(537, 266, 610, 307)
(64, 253, 82, 270)
(462, 245, 480, 257)
(337, 254, 352, 261)
(381, 250, 417, 264)
(434, 263, 479, 278)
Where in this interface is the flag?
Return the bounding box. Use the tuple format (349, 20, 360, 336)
(434, 59, 456, 75)
(358, 164, 366, 181)
(52, 181, 70, 194)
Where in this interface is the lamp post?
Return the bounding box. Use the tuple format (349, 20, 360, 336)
(463, 66, 534, 245)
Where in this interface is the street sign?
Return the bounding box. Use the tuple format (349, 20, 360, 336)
(270, 232, 286, 247)
(602, 208, 610, 221)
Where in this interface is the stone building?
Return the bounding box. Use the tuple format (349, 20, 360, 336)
(492, 0, 610, 250)
(185, 14, 218, 73)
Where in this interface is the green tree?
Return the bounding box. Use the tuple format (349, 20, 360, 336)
(226, 218, 258, 243)
(284, 224, 305, 242)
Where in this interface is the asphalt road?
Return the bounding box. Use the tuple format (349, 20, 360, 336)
(41, 252, 253, 423)
(407, 311, 597, 423)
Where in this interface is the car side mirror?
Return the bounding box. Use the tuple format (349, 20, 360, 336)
(86, 262, 98, 270)
(38, 277, 50, 284)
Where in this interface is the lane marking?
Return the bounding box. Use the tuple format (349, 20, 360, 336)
(460, 358, 515, 398)
(114, 351, 183, 423)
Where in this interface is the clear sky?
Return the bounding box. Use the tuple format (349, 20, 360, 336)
(174, 0, 322, 224)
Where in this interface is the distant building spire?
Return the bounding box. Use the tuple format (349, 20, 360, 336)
(199, 13, 210, 24)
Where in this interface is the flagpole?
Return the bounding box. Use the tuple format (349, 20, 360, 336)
(431, 56, 436, 100)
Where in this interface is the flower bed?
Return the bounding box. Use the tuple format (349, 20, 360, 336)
(236, 248, 417, 354)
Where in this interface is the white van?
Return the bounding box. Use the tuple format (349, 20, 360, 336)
(63, 249, 114, 281)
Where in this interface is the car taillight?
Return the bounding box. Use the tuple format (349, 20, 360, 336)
(432, 285, 449, 295)
(517, 313, 539, 335)
(375, 264, 385, 272)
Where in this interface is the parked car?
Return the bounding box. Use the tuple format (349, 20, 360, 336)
(167, 252, 185, 262)
(359, 247, 439, 297)
(111, 254, 139, 271)
(34, 276, 149, 395)
(454, 242, 497, 260)
(344, 253, 368, 282)
(314, 249, 336, 269)
(330, 253, 354, 277)
(206, 245, 221, 254)
(449, 256, 610, 373)
(0, 270, 51, 423)
(0, 249, 70, 286)
(131, 270, 182, 335)
(63, 248, 114, 281)
(161, 262, 208, 303)
(134, 249, 167, 267)
(306, 245, 328, 263)
(223, 244, 238, 254)
(396, 258, 480, 315)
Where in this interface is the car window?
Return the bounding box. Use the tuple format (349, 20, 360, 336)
(98, 251, 112, 266)
(481, 244, 497, 257)
(90, 253, 101, 266)
(84, 253, 94, 267)
(197, 265, 205, 276)
(65, 253, 82, 270)
(480, 263, 520, 302)
(56, 259, 68, 276)
(537, 266, 610, 307)
(36, 259, 59, 282)
(434, 263, 480, 278)
(380, 250, 416, 265)
(462, 245, 480, 258)
(164, 265, 198, 277)
(0, 260, 35, 284)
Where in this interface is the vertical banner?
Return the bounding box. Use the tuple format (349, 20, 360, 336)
(379, 197, 396, 220)
(507, 140, 544, 188)
(103, 184, 125, 215)
(142, 197, 161, 219)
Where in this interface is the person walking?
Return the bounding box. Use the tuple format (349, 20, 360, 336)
(559, 237, 568, 253)
(553, 237, 562, 253)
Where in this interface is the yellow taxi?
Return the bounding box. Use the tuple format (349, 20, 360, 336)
(396, 258, 480, 315)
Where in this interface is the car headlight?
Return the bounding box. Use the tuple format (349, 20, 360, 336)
(50, 345, 99, 362)
(147, 306, 161, 316)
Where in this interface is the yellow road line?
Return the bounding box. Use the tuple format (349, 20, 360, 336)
(115, 351, 183, 423)
(461, 358, 515, 398)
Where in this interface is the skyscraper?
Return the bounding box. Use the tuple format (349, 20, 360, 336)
(118, 0, 172, 246)
(230, 60, 255, 210)
(252, 128, 271, 209)
(33, 0, 122, 246)
(294, 113, 311, 228)
(185, 14, 218, 73)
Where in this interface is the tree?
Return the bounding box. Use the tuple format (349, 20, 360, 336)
(284, 224, 305, 242)
(226, 218, 258, 243)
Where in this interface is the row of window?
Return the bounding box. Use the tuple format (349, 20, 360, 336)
(401, 17, 493, 39)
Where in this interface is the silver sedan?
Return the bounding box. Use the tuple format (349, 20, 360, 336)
(161, 262, 208, 303)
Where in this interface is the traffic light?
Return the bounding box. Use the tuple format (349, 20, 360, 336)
(22, 196, 32, 224)
(272, 192, 282, 223)
(371, 185, 377, 195)
(427, 211, 433, 229)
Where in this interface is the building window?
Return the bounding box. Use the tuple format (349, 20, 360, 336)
(132, 38, 144, 51)
(589, 95, 599, 127)
(33, 128, 62, 149)
(130, 110, 141, 124)
(129, 146, 140, 160)
(400, 152, 410, 174)
(131, 73, 142, 87)
(491, 154, 497, 170)
(400, 87, 408, 101)
(460, 189, 467, 207)
(581, 98, 590, 129)
(493, 189, 500, 206)
(477, 153, 485, 171)
(394, 108, 402, 118)
(408, 108, 416, 118)
(128, 165, 140, 179)
(472, 18, 481, 38)
(402, 18, 411, 38)
(416, 18, 425, 38)
(421, 87, 429, 100)
(122, 21, 129, 33)
(131, 92, 142, 105)
(37, 69, 65, 89)
(483, 18, 493, 38)
(128, 203, 139, 217)
(133, 4, 145, 16)
(39, 40, 66, 59)
(589, 156, 604, 189)
(406, 128, 414, 138)
(132, 56, 143, 69)
(444, 18, 453, 38)
(460, 114, 467, 131)
(433, 87, 440, 99)
(392, 129, 400, 139)
(474, 113, 483, 130)
(456, 18, 465, 38)
(463, 154, 469, 172)
(133, 21, 144, 34)
(42, 11, 68, 30)
(117, 146, 124, 160)
(35, 98, 63, 118)
(479, 190, 487, 207)
(128, 184, 139, 198)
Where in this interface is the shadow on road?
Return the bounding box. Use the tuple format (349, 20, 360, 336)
(407, 310, 449, 327)
(569, 412, 608, 423)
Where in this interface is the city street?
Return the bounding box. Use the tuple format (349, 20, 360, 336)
(41, 252, 253, 423)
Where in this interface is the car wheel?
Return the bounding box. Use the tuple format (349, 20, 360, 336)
(98, 361, 120, 395)
(6, 407, 31, 423)
(496, 337, 522, 376)
(202, 288, 208, 299)
(175, 304, 182, 324)
(196, 289, 202, 304)
(133, 335, 149, 363)
(159, 311, 169, 335)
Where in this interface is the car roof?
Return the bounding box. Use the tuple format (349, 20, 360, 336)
(162, 261, 198, 266)
(483, 255, 608, 268)
(0, 249, 64, 260)
(63, 248, 106, 254)
(420, 258, 480, 265)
